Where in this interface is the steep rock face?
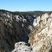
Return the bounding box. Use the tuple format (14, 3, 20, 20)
(0, 10, 35, 52)
(29, 13, 52, 52)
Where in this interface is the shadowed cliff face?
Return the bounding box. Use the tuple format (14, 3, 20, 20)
(0, 10, 36, 52)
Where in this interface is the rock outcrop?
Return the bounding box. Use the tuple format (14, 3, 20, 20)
(12, 42, 32, 52)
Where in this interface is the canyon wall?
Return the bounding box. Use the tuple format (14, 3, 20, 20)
(29, 13, 52, 52)
(0, 10, 35, 52)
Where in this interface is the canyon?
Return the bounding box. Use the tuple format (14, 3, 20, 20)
(0, 10, 52, 52)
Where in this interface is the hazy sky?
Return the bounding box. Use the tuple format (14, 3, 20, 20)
(0, 0, 52, 11)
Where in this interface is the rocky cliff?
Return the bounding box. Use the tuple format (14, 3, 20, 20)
(0, 10, 36, 52)
(29, 13, 52, 52)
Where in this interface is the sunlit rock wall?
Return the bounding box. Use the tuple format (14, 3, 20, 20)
(29, 13, 52, 52)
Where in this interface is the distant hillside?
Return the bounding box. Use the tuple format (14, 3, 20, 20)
(0, 9, 52, 16)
